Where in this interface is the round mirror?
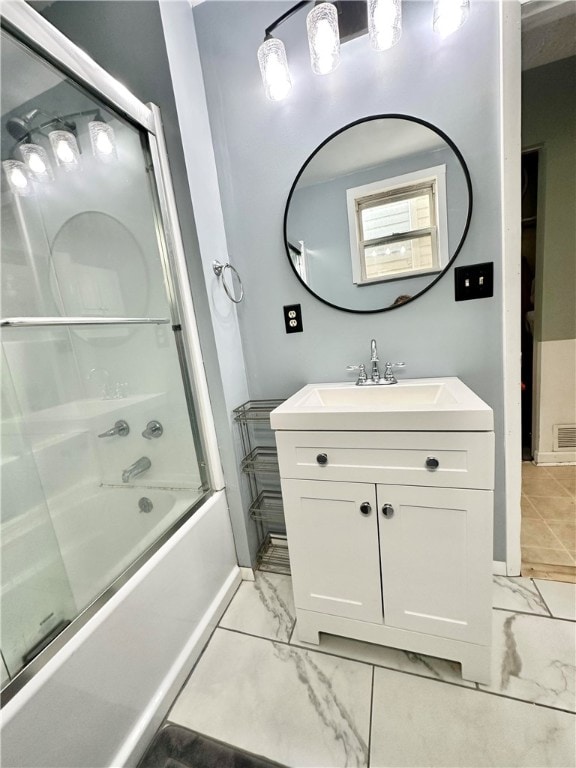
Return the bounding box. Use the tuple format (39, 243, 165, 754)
(50, 211, 149, 345)
(284, 115, 472, 313)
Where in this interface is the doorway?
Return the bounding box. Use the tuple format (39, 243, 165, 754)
(519, 1, 576, 582)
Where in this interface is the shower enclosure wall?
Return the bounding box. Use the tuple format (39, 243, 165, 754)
(1, 12, 226, 702)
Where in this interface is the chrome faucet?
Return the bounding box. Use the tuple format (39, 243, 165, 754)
(370, 339, 381, 382)
(122, 456, 151, 484)
(347, 339, 405, 385)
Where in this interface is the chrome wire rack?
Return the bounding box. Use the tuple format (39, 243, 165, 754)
(234, 399, 289, 574)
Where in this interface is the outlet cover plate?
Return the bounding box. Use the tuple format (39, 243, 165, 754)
(283, 304, 303, 333)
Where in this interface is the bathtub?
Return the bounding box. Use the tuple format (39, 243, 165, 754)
(47, 483, 204, 611)
(0, 490, 241, 768)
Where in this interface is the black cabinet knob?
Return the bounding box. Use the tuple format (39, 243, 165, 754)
(316, 453, 328, 465)
(360, 502, 372, 516)
(381, 504, 394, 519)
(425, 456, 440, 470)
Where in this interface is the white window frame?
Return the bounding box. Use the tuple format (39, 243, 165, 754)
(346, 165, 449, 285)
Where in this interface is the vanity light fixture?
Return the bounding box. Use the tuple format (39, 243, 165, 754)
(2, 160, 34, 196)
(258, 36, 292, 102)
(307, 2, 341, 75)
(433, 0, 470, 37)
(89, 120, 118, 163)
(259, 0, 471, 101)
(19, 143, 53, 182)
(49, 130, 80, 171)
(368, 0, 402, 51)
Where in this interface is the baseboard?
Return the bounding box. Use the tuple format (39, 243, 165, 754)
(239, 567, 255, 581)
(114, 565, 242, 768)
(534, 451, 576, 465)
(492, 560, 508, 576)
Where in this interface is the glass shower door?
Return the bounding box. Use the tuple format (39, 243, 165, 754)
(1, 29, 209, 684)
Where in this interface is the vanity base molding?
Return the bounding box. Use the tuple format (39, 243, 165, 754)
(294, 608, 492, 685)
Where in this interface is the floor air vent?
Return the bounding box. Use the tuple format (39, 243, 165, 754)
(553, 424, 576, 451)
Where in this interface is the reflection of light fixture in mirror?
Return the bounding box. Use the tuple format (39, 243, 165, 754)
(2, 160, 34, 196)
(89, 121, 118, 162)
(49, 130, 80, 171)
(368, 0, 402, 51)
(307, 2, 340, 75)
(258, 36, 292, 101)
(433, 0, 470, 37)
(20, 143, 53, 182)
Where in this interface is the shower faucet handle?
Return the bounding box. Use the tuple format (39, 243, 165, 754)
(98, 420, 130, 438)
(142, 420, 163, 439)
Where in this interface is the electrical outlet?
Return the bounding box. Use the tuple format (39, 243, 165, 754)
(283, 304, 303, 333)
(454, 262, 494, 301)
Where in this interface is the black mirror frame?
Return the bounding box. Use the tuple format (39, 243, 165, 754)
(283, 114, 473, 314)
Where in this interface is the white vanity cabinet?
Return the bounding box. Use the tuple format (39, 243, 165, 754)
(273, 422, 495, 685)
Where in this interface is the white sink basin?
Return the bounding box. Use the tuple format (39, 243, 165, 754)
(271, 378, 493, 431)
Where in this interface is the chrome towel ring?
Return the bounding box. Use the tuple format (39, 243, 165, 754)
(212, 260, 244, 303)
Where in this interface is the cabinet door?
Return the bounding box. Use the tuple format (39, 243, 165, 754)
(281, 479, 383, 623)
(377, 485, 493, 644)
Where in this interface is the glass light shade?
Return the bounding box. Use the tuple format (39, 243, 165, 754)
(368, 0, 402, 51)
(307, 2, 340, 75)
(20, 143, 53, 182)
(49, 130, 80, 171)
(2, 160, 34, 196)
(257, 37, 292, 101)
(433, 0, 470, 37)
(89, 121, 118, 162)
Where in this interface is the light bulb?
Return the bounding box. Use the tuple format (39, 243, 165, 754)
(20, 143, 53, 182)
(258, 37, 292, 101)
(433, 0, 470, 37)
(95, 132, 113, 155)
(3, 160, 34, 196)
(49, 130, 80, 171)
(307, 3, 340, 76)
(89, 121, 118, 162)
(368, 0, 402, 51)
(11, 167, 28, 188)
(56, 140, 74, 163)
(28, 152, 46, 173)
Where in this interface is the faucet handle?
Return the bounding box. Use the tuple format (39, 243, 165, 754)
(346, 363, 368, 384)
(98, 419, 130, 438)
(382, 362, 406, 383)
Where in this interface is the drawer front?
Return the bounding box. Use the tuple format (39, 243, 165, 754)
(275, 430, 494, 490)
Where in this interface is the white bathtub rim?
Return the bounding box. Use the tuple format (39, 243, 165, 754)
(0, 489, 231, 726)
(113, 564, 241, 768)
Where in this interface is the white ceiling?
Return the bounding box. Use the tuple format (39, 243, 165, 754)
(521, 0, 576, 70)
(299, 120, 446, 187)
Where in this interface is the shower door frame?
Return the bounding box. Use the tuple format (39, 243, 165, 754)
(1, 0, 226, 703)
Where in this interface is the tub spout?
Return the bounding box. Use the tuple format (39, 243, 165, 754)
(122, 456, 151, 484)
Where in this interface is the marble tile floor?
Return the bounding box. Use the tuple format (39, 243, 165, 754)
(521, 462, 576, 583)
(158, 572, 576, 768)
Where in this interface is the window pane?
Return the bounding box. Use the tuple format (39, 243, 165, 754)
(364, 234, 435, 279)
(361, 193, 432, 241)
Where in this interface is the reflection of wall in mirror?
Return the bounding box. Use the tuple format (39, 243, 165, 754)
(288, 146, 467, 310)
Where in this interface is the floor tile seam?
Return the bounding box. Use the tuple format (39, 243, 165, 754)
(369, 664, 576, 714)
(492, 605, 576, 623)
(544, 521, 576, 553)
(472, 686, 576, 715)
(528, 578, 554, 618)
(217, 627, 493, 695)
(367, 665, 375, 768)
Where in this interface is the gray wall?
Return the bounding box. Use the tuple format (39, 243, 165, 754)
(522, 56, 576, 343)
(38, 0, 254, 564)
(194, 0, 508, 559)
(289, 146, 466, 309)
